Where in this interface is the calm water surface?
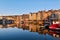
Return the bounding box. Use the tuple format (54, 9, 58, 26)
(0, 27, 60, 40)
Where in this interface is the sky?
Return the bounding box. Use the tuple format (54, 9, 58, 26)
(0, 0, 60, 16)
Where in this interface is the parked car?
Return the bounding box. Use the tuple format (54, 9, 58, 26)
(49, 24, 60, 30)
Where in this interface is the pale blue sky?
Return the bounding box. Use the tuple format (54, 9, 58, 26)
(0, 0, 60, 15)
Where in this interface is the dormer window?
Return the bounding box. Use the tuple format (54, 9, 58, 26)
(49, 13, 58, 20)
(51, 13, 55, 18)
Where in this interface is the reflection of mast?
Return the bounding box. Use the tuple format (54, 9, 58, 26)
(3, 18, 5, 25)
(2, 16, 7, 27)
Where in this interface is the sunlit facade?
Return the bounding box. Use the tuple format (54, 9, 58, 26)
(0, 9, 60, 28)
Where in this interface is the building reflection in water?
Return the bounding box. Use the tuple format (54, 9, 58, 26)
(0, 23, 60, 39)
(17, 23, 60, 39)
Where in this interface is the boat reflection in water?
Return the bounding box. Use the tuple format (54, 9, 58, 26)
(0, 23, 60, 40)
(49, 30, 60, 38)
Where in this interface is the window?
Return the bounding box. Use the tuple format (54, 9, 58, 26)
(49, 13, 58, 20)
(51, 14, 55, 18)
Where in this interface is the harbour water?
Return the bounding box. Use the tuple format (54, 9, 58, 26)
(0, 24, 60, 40)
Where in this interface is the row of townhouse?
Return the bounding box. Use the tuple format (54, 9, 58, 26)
(19, 11, 49, 26)
(16, 9, 60, 27)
